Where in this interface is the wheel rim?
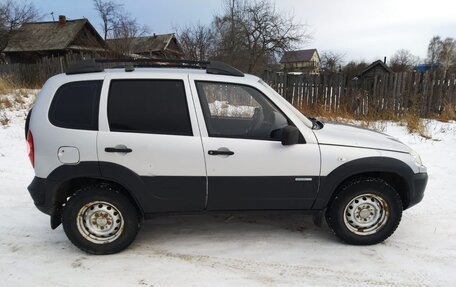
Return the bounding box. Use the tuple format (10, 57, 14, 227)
(343, 193, 389, 235)
(76, 201, 124, 244)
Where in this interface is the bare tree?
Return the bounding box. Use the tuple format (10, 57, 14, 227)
(320, 51, 345, 73)
(425, 36, 456, 73)
(0, 0, 41, 49)
(212, 0, 243, 66)
(93, 0, 123, 40)
(110, 13, 149, 56)
(213, 0, 310, 74)
(343, 60, 368, 76)
(0, 0, 41, 31)
(438, 37, 456, 73)
(426, 36, 442, 69)
(389, 49, 419, 72)
(176, 23, 215, 61)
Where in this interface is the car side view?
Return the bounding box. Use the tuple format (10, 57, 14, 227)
(26, 59, 428, 254)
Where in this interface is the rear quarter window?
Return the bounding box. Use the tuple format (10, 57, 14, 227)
(48, 80, 103, 130)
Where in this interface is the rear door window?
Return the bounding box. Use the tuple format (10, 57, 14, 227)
(107, 79, 193, 136)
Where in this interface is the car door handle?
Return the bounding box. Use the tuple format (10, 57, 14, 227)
(105, 147, 133, 153)
(208, 150, 234, 156)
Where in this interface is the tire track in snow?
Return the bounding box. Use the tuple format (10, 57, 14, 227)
(151, 249, 434, 287)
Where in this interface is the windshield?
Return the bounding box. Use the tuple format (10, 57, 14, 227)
(258, 79, 317, 128)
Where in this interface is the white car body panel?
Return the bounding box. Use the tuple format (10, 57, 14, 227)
(198, 137, 321, 176)
(313, 123, 411, 153)
(30, 73, 104, 178)
(97, 72, 206, 177)
(187, 73, 321, 177)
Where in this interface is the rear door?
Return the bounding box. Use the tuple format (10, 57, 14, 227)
(97, 73, 206, 213)
(189, 76, 321, 210)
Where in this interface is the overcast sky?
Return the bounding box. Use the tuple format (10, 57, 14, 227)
(33, 0, 456, 63)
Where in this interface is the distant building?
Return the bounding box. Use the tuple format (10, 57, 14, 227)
(106, 33, 183, 59)
(416, 64, 433, 73)
(357, 59, 393, 80)
(1, 16, 107, 63)
(279, 49, 320, 74)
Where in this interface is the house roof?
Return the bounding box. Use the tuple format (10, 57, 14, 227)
(2, 19, 104, 53)
(280, 49, 319, 63)
(358, 60, 393, 76)
(106, 33, 182, 55)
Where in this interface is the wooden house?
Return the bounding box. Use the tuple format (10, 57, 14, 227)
(357, 59, 393, 80)
(106, 33, 183, 59)
(1, 16, 107, 63)
(280, 49, 320, 74)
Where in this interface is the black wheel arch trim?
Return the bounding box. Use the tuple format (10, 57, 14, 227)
(38, 162, 209, 219)
(47, 161, 152, 216)
(312, 156, 418, 210)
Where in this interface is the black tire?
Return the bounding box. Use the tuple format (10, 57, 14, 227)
(62, 186, 140, 255)
(326, 178, 402, 245)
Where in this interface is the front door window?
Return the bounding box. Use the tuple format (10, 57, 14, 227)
(196, 81, 289, 141)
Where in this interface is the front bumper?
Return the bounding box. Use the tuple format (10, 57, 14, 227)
(407, 172, 428, 208)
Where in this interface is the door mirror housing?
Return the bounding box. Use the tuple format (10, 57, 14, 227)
(281, 126, 299, 145)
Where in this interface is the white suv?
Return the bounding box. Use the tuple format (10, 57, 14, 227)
(26, 60, 428, 254)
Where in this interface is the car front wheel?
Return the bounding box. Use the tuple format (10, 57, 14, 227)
(326, 178, 403, 245)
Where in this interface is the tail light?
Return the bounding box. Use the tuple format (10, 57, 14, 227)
(27, 130, 34, 168)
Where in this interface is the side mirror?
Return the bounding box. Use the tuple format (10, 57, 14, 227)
(281, 125, 299, 146)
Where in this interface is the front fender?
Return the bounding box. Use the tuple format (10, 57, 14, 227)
(312, 156, 416, 209)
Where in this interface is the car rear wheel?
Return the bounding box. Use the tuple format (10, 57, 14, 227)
(326, 178, 402, 245)
(62, 186, 140, 254)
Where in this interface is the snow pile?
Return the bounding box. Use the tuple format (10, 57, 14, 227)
(208, 100, 256, 118)
(0, 90, 37, 128)
(0, 100, 455, 286)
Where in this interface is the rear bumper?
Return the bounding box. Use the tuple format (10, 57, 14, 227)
(28, 176, 63, 216)
(407, 172, 428, 209)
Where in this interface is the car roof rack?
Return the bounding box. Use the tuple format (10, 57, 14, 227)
(206, 61, 244, 77)
(65, 59, 245, 77)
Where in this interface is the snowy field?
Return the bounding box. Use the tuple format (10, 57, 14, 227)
(1, 101, 456, 286)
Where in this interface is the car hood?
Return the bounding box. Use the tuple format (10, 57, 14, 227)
(312, 122, 411, 153)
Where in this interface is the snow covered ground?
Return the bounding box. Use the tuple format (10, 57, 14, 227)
(1, 101, 455, 286)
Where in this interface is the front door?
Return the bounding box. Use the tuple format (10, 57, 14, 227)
(97, 75, 207, 213)
(191, 79, 321, 210)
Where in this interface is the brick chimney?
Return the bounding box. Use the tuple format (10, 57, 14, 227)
(58, 15, 66, 25)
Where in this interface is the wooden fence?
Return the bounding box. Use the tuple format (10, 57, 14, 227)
(1, 57, 455, 118)
(0, 54, 89, 87)
(263, 71, 456, 117)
